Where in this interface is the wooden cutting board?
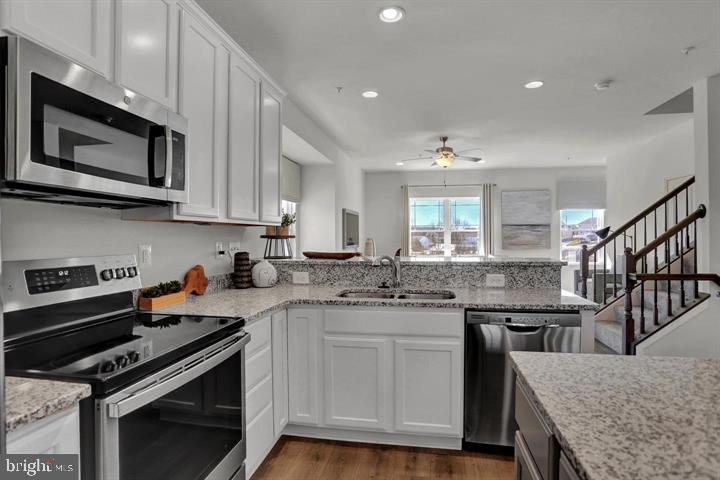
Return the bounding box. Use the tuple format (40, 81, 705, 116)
(303, 251, 362, 260)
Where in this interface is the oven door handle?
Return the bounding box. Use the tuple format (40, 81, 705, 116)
(106, 331, 249, 418)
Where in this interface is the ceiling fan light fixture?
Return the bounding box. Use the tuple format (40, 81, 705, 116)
(379, 6, 405, 23)
(435, 155, 455, 168)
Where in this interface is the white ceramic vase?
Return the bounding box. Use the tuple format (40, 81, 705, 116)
(252, 260, 277, 288)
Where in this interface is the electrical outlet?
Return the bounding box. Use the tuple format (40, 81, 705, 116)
(228, 242, 243, 255)
(138, 244, 152, 267)
(216, 242, 225, 259)
(485, 274, 506, 288)
(292, 272, 310, 284)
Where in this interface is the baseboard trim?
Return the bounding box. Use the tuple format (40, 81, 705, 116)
(282, 424, 462, 450)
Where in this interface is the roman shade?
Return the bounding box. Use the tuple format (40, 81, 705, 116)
(556, 178, 606, 210)
(281, 157, 301, 202)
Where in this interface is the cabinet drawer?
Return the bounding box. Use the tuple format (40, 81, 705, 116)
(246, 374, 273, 424)
(246, 403, 274, 477)
(246, 344, 272, 390)
(559, 452, 581, 480)
(324, 308, 463, 337)
(245, 317, 272, 356)
(515, 381, 558, 480)
(515, 431, 544, 480)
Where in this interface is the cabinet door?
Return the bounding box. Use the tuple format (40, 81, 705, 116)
(227, 54, 261, 221)
(176, 10, 223, 218)
(115, 0, 179, 108)
(394, 339, 463, 436)
(259, 82, 282, 223)
(272, 310, 289, 437)
(7, 407, 80, 454)
(287, 308, 320, 425)
(324, 336, 390, 430)
(1, 0, 111, 76)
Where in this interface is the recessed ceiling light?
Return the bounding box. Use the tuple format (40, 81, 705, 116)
(524, 80, 544, 89)
(395, 162, 404, 166)
(379, 6, 405, 23)
(594, 80, 612, 91)
(362, 90, 379, 98)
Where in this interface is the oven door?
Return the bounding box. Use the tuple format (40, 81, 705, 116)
(96, 332, 249, 480)
(8, 37, 188, 203)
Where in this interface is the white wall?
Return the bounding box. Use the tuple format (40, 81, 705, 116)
(364, 166, 606, 259)
(605, 120, 694, 230)
(1, 200, 266, 286)
(298, 165, 336, 252)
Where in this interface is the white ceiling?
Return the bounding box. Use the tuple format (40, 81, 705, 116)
(197, 0, 720, 171)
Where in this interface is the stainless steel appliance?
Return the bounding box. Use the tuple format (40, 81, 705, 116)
(3, 255, 249, 480)
(464, 309, 581, 450)
(1, 37, 188, 208)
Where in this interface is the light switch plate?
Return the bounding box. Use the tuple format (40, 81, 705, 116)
(292, 272, 310, 284)
(138, 244, 152, 267)
(485, 273, 506, 288)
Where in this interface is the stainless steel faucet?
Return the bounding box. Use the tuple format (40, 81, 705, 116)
(380, 254, 401, 288)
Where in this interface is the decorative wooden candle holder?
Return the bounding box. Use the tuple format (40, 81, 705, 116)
(138, 291, 186, 310)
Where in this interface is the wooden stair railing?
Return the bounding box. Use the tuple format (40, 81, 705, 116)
(620, 204, 707, 354)
(580, 176, 696, 304)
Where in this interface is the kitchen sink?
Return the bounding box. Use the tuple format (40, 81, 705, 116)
(337, 291, 396, 299)
(337, 290, 456, 300)
(396, 292, 455, 300)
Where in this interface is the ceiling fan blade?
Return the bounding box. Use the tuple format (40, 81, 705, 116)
(398, 156, 434, 162)
(455, 147, 484, 155)
(456, 155, 484, 163)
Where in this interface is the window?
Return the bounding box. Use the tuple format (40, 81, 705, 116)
(410, 197, 482, 256)
(281, 200, 297, 257)
(560, 209, 605, 263)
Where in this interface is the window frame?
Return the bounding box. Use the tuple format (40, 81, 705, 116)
(409, 196, 483, 257)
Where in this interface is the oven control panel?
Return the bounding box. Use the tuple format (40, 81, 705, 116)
(25, 265, 99, 294)
(2, 254, 142, 312)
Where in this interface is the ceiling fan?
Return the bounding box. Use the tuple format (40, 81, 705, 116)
(397, 136, 485, 168)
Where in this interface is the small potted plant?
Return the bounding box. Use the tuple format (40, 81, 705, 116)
(139, 280, 186, 310)
(279, 210, 296, 236)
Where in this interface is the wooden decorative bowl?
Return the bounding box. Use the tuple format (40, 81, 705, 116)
(303, 251, 362, 260)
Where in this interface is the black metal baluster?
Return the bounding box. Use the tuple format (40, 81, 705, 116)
(685, 188, 691, 246)
(653, 246, 659, 325)
(666, 236, 672, 318)
(593, 252, 597, 302)
(640, 278, 646, 334)
(674, 195, 679, 258)
(603, 245, 607, 304)
(680, 226, 686, 308)
(694, 219, 699, 299)
(613, 238, 617, 297)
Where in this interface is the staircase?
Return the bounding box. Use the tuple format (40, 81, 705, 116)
(580, 177, 719, 354)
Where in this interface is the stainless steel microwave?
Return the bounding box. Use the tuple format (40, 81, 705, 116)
(1, 36, 188, 208)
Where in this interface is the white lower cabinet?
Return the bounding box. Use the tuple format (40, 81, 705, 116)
(394, 339, 463, 435)
(7, 406, 80, 454)
(323, 336, 391, 430)
(287, 307, 464, 442)
(287, 308, 321, 425)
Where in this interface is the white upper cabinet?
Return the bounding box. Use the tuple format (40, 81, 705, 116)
(115, 0, 179, 108)
(260, 82, 283, 224)
(1, 0, 112, 76)
(227, 53, 261, 222)
(176, 9, 226, 219)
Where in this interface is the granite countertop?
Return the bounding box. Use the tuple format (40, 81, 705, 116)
(156, 285, 597, 322)
(6, 377, 91, 433)
(510, 352, 720, 480)
(267, 256, 567, 266)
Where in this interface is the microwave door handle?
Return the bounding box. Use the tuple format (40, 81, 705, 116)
(163, 125, 173, 188)
(106, 332, 249, 418)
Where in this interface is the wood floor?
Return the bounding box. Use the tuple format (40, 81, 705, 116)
(252, 436, 515, 480)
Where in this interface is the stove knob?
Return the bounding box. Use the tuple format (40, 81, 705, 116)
(100, 269, 114, 281)
(115, 268, 126, 279)
(100, 361, 116, 373)
(115, 355, 129, 368)
(126, 266, 138, 278)
(127, 351, 140, 363)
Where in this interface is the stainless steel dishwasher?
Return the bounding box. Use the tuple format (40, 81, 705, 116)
(463, 310, 581, 451)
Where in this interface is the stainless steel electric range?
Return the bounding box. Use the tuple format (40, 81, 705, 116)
(2, 255, 249, 480)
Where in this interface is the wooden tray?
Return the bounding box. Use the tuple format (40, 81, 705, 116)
(138, 291, 186, 310)
(303, 251, 361, 260)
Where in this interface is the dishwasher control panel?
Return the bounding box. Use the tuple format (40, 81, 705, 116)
(466, 310, 581, 327)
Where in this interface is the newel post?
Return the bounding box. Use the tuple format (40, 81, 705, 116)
(623, 247, 637, 355)
(580, 245, 589, 299)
